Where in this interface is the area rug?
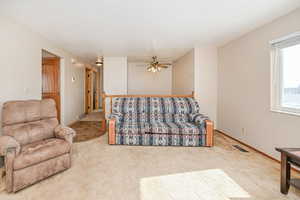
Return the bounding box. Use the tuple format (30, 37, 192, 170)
(80, 112, 104, 121)
(70, 121, 105, 142)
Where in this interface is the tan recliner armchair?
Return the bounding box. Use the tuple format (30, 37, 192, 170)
(0, 99, 76, 192)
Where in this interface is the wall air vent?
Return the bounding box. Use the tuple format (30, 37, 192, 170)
(233, 145, 249, 152)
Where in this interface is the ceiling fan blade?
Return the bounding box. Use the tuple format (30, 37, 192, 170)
(158, 63, 171, 66)
(158, 65, 168, 68)
(136, 64, 147, 67)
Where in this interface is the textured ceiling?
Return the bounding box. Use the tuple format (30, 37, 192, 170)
(0, 0, 299, 63)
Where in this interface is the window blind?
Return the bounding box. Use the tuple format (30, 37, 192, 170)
(270, 32, 300, 48)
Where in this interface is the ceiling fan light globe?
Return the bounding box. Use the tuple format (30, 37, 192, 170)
(95, 57, 103, 66)
(95, 62, 103, 66)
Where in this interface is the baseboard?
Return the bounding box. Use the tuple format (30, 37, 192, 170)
(68, 120, 79, 127)
(78, 113, 86, 120)
(216, 129, 300, 174)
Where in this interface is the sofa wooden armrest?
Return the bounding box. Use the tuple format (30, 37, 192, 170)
(108, 119, 116, 145)
(205, 120, 214, 147)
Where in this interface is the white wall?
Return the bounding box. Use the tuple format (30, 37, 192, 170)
(103, 57, 127, 116)
(0, 16, 85, 128)
(103, 57, 127, 95)
(194, 47, 218, 127)
(63, 62, 85, 125)
(171, 47, 218, 126)
(128, 62, 172, 95)
(172, 50, 194, 95)
(218, 9, 300, 159)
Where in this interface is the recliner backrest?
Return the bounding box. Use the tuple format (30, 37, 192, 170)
(2, 99, 59, 146)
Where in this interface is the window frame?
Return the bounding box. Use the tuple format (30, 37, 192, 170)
(270, 32, 300, 116)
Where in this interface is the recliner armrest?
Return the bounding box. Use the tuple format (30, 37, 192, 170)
(0, 135, 20, 156)
(54, 125, 76, 144)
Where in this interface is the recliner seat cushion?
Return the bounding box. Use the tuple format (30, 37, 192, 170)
(13, 138, 70, 170)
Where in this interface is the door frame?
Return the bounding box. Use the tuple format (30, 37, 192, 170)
(85, 66, 99, 113)
(95, 70, 100, 109)
(41, 50, 61, 122)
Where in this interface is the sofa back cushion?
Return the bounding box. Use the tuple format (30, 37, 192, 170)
(147, 97, 199, 114)
(113, 97, 147, 114)
(123, 113, 147, 123)
(113, 97, 200, 114)
(2, 99, 58, 145)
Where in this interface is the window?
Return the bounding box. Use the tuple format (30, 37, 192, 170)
(271, 32, 300, 115)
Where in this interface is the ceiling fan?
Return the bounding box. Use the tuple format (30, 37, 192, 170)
(147, 56, 172, 73)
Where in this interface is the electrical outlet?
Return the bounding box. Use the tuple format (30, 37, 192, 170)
(24, 87, 29, 94)
(242, 128, 246, 136)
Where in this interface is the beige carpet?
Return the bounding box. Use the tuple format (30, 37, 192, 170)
(0, 132, 300, 200)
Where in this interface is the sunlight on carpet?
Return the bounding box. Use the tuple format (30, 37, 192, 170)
(140, 169, 250, 200)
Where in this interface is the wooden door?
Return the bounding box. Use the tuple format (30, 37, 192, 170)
(85, 67, 100, 113)
(85, 68, 93, 113)
(94, 71, 100, 110)
(42, 57, 60, 121)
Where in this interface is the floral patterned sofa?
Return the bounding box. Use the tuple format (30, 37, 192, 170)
(106, 96, 214, 147)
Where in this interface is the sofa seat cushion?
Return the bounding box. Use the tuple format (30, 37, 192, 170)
(121, 113, 190, 123)
(14, 138, 70, 170)
(116, 122, 146, 135)
(145, 122, 201, 135)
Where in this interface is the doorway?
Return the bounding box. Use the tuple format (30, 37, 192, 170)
(85, 66, 99, 114)
(41, 50, 61, 122)
(72, 66, 105, 142)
